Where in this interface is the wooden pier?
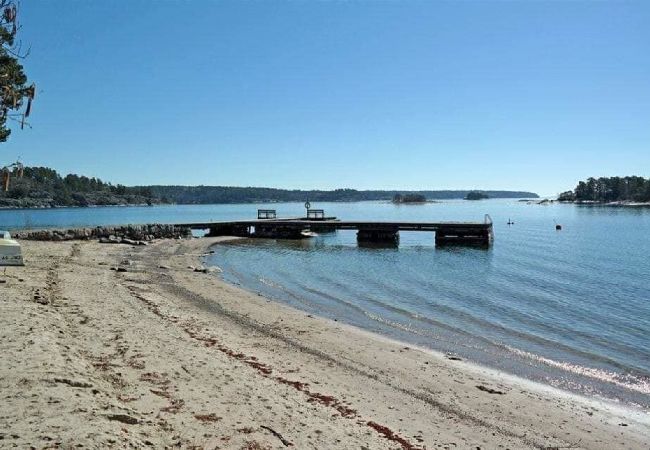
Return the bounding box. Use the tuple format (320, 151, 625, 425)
(180, 210, 494, 247)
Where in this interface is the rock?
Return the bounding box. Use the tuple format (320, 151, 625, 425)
(476, 385, 505, 395)
(105, 413, 139, 425)
(121, 238, 138, 246)
(53, 377, 92, 388)
(193, 265, 221, 274)
(16, 224, 192, 242)
(34, 295, 49, 305)
(116, 267, 128, 273)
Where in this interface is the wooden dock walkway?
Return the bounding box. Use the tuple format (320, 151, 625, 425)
(178, 211, 494, 247)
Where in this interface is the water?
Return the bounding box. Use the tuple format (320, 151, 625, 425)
(209, 201, 650, 409)
(3, 201, 650, 408)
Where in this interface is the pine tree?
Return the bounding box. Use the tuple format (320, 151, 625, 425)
(0, 0, 34, 143)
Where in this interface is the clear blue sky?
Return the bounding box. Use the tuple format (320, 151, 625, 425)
(6, 0, 649, 195)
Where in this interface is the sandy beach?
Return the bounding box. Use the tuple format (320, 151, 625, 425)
(1, 237, 649, 449)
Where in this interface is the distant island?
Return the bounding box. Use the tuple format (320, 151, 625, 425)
(0, 166, 539, 208)
(465, 191, 489, 200)
(392, 193, 427, 204)
(558, 176, 650, 205)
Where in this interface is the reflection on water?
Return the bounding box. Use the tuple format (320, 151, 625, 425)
(352, 240, 400, 250)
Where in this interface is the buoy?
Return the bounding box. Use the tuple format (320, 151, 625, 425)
(507, 218, 514, 225)
(556, 224, 562, 230)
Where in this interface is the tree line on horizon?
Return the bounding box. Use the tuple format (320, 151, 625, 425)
(147, 185, 536, 204)
(0, 166, 539, 208)
(558, 176, 650, 203)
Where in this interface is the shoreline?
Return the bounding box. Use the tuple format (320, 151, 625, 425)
(205, 239, 650, 420)
(332, 318, 650, 419)
(0, 196, 539, 212)
(1, 237, 648, 448)
(0, 203, 160, 210)
(575, 202, 650, 207)
(559, 200, 650, 207)
(520, 199, 650, 207)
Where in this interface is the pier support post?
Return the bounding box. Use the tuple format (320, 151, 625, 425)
(254, 225, 306, 239)
(356, 227, 400, 245)
(206, 224, 251, 237)
(308, 223, 337, 233)
(434, 226, 493, 247)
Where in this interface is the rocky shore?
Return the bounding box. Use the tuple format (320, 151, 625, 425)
(11, 224, 192, 242)
(571, 200, 650, 207)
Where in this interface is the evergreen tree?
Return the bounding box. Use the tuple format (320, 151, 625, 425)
(0, 0, 34, 143)
(564, 177, 650, 203)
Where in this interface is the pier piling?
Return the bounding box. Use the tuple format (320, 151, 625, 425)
(356, 227, 400, 244)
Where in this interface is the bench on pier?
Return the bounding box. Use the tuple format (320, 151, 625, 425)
(306, 209, 325, 220)
(257, 209, 277, 220)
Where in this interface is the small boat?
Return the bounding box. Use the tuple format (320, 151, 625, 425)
(0, 231, 24, 266)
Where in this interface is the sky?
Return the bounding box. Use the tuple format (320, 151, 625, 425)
(5, 0, 649, 196)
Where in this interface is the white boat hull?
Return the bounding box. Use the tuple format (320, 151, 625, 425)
(0, 232, 24, 266)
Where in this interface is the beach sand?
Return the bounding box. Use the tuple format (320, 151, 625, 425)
(1, 238, 648, 449)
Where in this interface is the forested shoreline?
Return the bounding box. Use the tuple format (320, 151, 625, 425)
(0, 167, 158, 208)
(7, 167, 650, 209)
(147, 186, 536, 204)
(558, 176, 650, 203)
(0, 166, 538, 208)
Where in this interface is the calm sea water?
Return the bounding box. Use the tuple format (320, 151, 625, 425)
(2, 201, 649, 408)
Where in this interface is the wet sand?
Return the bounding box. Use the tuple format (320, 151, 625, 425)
(1, 238, 648, 449)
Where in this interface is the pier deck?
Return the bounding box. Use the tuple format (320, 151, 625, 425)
(180, 215, 494, 246)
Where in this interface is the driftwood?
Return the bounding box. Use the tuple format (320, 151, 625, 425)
(476, 385, 505, 395)
(260, 425, 293, 447)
